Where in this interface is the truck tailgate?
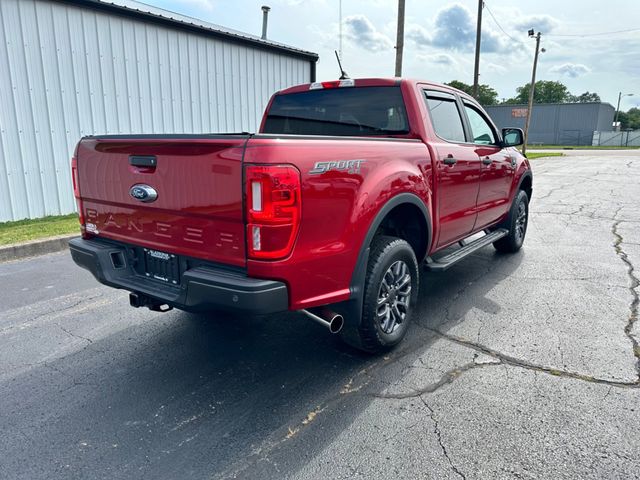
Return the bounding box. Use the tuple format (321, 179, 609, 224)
(76, 135, 248, 267)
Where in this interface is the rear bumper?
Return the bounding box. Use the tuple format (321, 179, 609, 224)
(69, 238, 288, 314)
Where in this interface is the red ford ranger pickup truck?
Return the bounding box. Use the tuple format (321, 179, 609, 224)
(69, 78, 532, 352)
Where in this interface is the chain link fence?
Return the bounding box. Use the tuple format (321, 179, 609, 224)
(592, 130, 640, 147)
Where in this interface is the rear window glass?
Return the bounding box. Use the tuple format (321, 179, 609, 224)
(425, 95, 466, 143)
(263, 86, 409, 136)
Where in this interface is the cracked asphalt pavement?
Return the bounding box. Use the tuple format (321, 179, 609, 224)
(1, 152, 639, 479)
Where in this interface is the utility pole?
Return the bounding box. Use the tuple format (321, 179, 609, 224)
(523, 30, 541, 156)
(395, 0, 405, 77)
(472, 0, 483, 99)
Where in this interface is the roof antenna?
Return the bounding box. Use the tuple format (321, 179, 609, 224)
(335, 50, 349, 80)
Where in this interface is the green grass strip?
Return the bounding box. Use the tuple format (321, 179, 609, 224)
(0, 213, 80, 246)
(529, 145, 639, 150)
(526, 152, 564, 160)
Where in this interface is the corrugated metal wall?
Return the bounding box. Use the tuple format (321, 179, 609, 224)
(0, 0, 311, 222)
(596, 103, 616, 132)
(484, 103, 615, 146)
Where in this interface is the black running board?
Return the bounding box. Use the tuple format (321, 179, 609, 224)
(425, 229, 509, 272)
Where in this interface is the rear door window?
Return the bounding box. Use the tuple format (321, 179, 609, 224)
(424, 92, 466, 143)
(263, 86, 409, 136)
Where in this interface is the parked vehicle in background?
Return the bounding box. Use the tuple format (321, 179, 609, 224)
(69, 78, 532, 352)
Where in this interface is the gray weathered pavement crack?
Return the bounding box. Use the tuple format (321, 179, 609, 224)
(375, 325, 640, 399)
(0, 299, 86, 334)
(536, 183, 572, 200)
(420, 397, 466, 480)
(55, 323, 94, 345)
(0, 291, 105, 335)
(612, 219, 640, 379)
(374, 361, 501, 399)
(428, 329, 639, 388)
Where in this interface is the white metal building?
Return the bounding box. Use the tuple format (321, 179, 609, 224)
(0, 0, 318, 222)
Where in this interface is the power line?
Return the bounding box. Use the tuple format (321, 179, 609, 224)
(483, 3, 639, 42)
(483, 2, 521, 45)
(547, 27, 640, 38)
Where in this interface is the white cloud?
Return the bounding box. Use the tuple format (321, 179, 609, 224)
(344, 14, 393, 52)
(484, 62, 507, 74)
(178, 0, 215, 11)
(406, 25, 430, 46)
(417, 53, 458, 67)
(406, 4, 512, 54)
(549, 63, 591, 78)
(513, 14, 560, 33)
(276, 0, 326, 5)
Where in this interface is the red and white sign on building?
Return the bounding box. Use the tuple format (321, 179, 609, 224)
(511, 108, 528, 118)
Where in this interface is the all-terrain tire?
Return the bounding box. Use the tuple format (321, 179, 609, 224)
(493, 189, 529, 253)
(354, 235, 419, 353)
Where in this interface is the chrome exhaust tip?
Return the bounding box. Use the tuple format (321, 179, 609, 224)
(301, 308, 344, 334)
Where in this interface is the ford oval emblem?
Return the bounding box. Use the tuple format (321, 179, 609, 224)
(129, 184, 158, 203)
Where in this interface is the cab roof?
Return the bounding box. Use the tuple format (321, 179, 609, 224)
(276, 78, 472, 101)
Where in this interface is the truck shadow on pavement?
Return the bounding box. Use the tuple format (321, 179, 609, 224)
(4, 249, 523, 479)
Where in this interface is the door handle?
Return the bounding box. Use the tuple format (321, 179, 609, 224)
(129, 155, 157, 168)
(443, 155, 457, 166)
(482, 156, 492, 165)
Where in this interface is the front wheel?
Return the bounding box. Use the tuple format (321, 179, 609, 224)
(493, 189, 529, 253)
(354, 236, 419, 353)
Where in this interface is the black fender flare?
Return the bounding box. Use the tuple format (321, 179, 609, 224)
(515, 169, 533, 197)
(494, 169, 533, 228)
(334, 193, 432, 333)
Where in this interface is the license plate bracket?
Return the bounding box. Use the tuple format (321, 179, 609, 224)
(143, 248, 180, 285)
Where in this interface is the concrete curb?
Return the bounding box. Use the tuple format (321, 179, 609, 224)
(0, 234, 79, 263)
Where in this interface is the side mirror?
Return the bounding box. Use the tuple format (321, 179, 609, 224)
(501, 128, 524, 147)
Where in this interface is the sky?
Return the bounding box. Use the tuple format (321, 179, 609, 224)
(139, 0, 640, 109)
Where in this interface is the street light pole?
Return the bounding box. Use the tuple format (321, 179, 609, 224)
(613, 92, 633, 131)
(522, 30, 542, 156)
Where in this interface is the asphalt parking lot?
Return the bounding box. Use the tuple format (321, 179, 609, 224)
(1, 152, 639, 479)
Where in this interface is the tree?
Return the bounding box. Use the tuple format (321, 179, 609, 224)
(571, 91, 601, 103)
(506, 80, 571, 104)
(501, 97, 521, 105)
(619, 108, 640, 130)
(445, 80, 472, 94)
(445, 80, 499, 106)
(476, 85, 499, 106)
(445, 79, 605, 108)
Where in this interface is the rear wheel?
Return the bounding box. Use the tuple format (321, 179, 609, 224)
(493, 189, 529, 253)
(354, 236, 419, 353)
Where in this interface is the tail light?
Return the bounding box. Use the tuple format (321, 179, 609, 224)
(309, 79, 355, 90)
(71, 156, 88, 238)
(245, 164, 301, 260)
